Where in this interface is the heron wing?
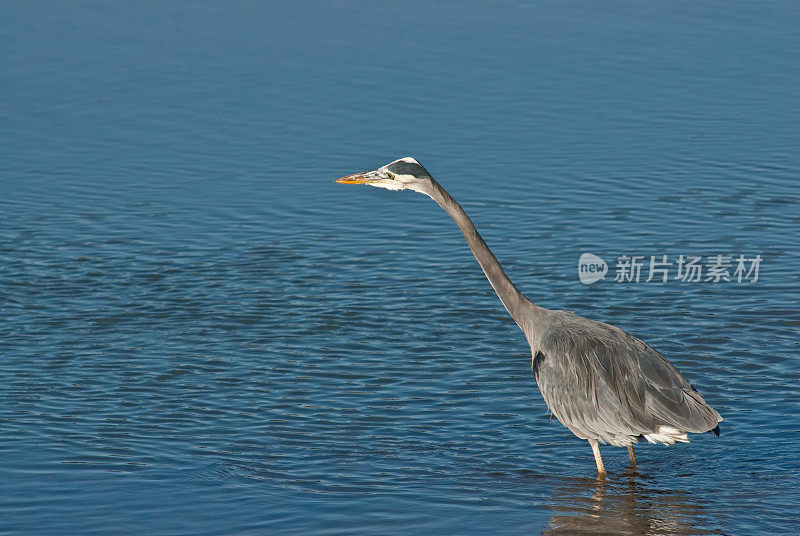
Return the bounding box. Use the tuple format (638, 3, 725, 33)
(534, 311, 722, 445)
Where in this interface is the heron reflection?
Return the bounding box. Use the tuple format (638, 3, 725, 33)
(544, 473, 713, 536)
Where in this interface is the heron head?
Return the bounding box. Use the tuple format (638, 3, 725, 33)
(334, 157, 434, 194)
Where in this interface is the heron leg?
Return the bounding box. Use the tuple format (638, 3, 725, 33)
(627, 445, 636, 467)
(588, 439, 606, 477)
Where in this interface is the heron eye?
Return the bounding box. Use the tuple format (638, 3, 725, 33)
(385, 172, 395, 179)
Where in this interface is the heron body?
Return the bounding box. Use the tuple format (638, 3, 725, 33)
(335, 157, 722, 476)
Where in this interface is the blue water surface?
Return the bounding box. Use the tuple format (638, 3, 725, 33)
(2, 1, 799, 535)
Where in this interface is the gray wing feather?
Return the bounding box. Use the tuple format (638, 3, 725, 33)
(533, 311, 722, 446)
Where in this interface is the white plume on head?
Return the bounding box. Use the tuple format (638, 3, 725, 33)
(368, 156, 432, 195)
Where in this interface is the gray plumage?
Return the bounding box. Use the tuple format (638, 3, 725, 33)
(534, 311, 720, 447)
(335, 157, 722, 475)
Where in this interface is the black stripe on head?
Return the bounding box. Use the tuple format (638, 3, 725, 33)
(387, 161, 431, 178)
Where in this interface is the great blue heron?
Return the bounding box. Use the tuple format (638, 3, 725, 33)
(334, 157, 722, 476)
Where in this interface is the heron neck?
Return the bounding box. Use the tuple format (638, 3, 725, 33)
(427, 181, 533, 328)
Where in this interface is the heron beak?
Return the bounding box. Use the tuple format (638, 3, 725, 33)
(334, 169, 402, 191)
(333, 172, 375, 184)
(334, 172, 371, 184)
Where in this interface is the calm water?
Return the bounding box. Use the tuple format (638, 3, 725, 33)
(2, 2, 799, 534)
